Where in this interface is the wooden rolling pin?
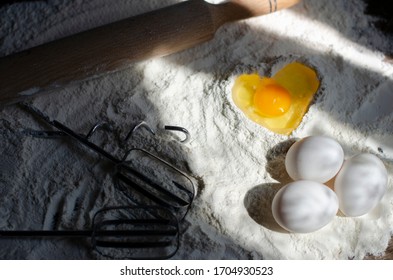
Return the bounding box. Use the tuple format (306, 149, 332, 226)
(0, 0, 300, 105)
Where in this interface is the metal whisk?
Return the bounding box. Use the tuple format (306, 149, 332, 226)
(20, 103, 195, 220)
(0, 206, 180, 259)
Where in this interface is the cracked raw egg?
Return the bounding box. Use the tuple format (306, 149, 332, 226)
(232, 62, 320, 135)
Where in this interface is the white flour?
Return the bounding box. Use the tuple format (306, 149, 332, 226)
(0, 0, 392, 259)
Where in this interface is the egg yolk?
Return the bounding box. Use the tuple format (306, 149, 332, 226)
(231, 62, 320, 135)
(253, 80, 291, 117)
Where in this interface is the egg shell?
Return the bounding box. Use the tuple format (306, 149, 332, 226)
(285, 136, 344, 183)
(272, 180, 338, 233)
(334, 153, 388, 217)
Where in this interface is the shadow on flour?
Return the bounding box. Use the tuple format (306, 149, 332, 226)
(243, 139, 295, 233)
(298, 0, 393, 57)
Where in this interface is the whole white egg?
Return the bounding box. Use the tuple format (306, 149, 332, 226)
(334, 153, 388, 217)
(285, 136, 344, 183)
(272, 180, 338, 233)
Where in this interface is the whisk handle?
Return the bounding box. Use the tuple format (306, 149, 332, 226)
(0, 230, 92, 237)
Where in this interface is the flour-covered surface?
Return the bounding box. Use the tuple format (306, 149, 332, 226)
(1, 0, 393, 259)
